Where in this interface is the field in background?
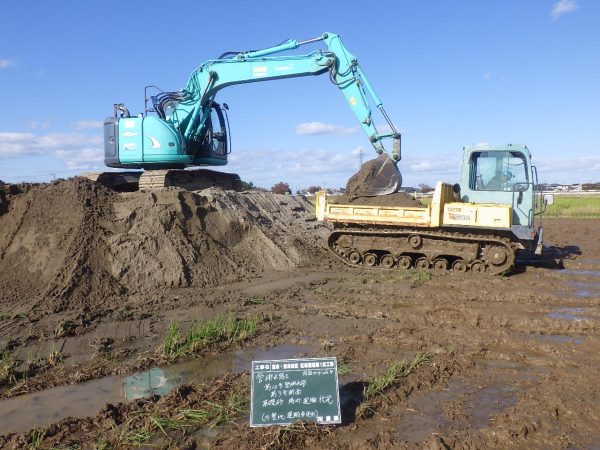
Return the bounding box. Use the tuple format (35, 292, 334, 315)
(544, 195, 600, 218)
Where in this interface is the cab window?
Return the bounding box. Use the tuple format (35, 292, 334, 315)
(470, 151, 528, 191)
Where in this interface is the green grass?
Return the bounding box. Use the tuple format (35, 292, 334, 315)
(180, 391, 248, 428)
(0, 349, 17, 385)
(357, 352, 431, 418)
(28, 429, 46, 449)
(544, 195, 600, 218)
(162, 316, 259, 361)
(0, 312, 27, 321)
(113, 418, 153, 447)
(109, 390, 250, 448)
(337, 359, 352, 376)
(410, 270, 432, 284)
(244, 296, 265, 305)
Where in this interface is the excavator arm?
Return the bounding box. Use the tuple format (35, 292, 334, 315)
(157, 33, 400, 162)
(107, 33, 402, 194)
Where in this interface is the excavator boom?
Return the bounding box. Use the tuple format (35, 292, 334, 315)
(98, 32, 401, 194)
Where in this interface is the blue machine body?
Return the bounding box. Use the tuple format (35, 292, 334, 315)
(104, 33, 401, 171)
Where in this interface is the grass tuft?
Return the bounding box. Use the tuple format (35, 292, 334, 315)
(0, 312, 27, 321)
(337, 359, 352, 376)
(411, 270, 431, 284)
(28, 428, 46, 449)
(357, 352, 431, 418)
(0, 349, 18, 385)
(179, 391, 248, 428)
(161, 316, 259, 361)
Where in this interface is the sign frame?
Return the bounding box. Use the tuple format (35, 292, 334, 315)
(250, 356, 342, 427)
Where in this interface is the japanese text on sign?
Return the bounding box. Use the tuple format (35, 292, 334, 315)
(250, 357, 341, 427)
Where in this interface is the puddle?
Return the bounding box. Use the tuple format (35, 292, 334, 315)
(553, 279, 600, 299)
(546, 307, 588, 321)
(467, 383, 520, 428)
(0, 344, 312, 435)
(395, 379, 521, 441)
(574, 258, 600, 266)
(394, 359, 533, 442)
(562, 269, 600, 277)
(536, 334, 584, 345)
(566, 281, 600, 289)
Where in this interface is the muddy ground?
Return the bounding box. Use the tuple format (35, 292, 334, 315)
(0, 180, 599, 449)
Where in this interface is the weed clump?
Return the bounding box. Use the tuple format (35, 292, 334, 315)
(357, 352, 431, 418)
(162, 316, 259, 361)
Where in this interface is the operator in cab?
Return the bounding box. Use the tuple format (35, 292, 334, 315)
(486, 170, 513, 190)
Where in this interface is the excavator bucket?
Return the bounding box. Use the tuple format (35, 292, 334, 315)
(347, 154, 402, 197)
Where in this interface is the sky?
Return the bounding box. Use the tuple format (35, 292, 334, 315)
(0, 0, 598, 191)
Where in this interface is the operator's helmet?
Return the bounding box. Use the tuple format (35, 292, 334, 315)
(501, 170, 514, 181)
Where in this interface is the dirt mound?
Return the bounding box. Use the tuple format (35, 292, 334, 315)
(0, 178, 122, 314)
(0, 182, 39, 216)
(0, 179, 329, 314)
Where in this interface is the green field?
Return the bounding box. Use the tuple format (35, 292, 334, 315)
(544, 195, 600, 218)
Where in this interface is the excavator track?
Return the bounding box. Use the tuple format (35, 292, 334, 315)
(83, 169, 242, 192)
(81, 172, 141, 192)
(328, 226, 517, 275)
(138, 169, 242, 192)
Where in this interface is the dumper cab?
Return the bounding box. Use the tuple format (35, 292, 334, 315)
(458, 144, 541, 245)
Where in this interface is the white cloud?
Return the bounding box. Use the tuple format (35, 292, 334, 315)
(484, 72, 492, 80)
(295, 121, 359, 136)
(71, 120, 104, 130)
(0, 58, 16, 69)
(227, 145, 463, 191)
(0, 131, 103, 170)
(536, 155, 600, 180)
(551, 0, 579, 20)
(25, 117, 55, 129)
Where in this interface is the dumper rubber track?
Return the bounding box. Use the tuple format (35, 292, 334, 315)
(328, 227, 516, 275)
(138, 169, 242, 192)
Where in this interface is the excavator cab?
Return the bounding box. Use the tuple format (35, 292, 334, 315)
(190, 103, 230, 165)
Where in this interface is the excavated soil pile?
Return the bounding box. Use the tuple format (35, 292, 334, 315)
(0, 178, 329, 314)
(335, 158, 422, 207)
(0, 182, 39, 216)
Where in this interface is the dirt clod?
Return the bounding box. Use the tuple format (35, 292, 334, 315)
(336, 158, 422, 207)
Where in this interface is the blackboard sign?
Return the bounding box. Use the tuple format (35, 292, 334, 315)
(250, 357, 341, 427)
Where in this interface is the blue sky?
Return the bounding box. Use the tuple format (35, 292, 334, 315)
(1, 0, 598, 191)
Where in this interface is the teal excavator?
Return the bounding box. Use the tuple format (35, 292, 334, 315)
(89, 32, 402, 193)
